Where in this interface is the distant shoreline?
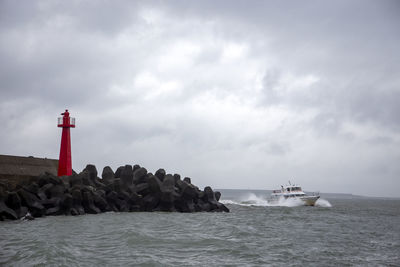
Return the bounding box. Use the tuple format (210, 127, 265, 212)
(216, 189, 400, 200)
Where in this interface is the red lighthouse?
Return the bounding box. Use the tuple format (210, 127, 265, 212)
(57, 109, 75, 176)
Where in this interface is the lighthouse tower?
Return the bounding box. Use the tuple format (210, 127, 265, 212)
(57, 109, 75, 176)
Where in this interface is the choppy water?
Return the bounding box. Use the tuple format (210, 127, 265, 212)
(1, 189, 399, 266)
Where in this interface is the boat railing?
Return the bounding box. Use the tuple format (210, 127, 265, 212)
(311, 191, 320, 196)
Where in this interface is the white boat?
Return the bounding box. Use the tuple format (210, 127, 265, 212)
(268, 182, 320, 206)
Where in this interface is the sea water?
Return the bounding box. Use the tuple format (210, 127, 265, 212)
(1, 189, 399, 266)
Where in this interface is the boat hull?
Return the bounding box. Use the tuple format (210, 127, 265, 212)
(267, 195, 320, 206)
(300, 195, 320, 206)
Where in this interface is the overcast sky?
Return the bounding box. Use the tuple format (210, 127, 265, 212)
(1, 0, 399, 197)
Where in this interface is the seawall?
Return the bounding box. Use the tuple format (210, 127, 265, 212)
(0, 155, 58, 189)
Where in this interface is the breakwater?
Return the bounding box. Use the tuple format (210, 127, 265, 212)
(0, 164, 229, 221)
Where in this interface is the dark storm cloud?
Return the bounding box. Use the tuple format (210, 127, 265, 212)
(0, 0, 147, 107)
(0, 0, 399, 197)
(0, 0, 141, 33)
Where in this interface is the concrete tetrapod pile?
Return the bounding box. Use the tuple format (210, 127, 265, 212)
(0, 164, 229, 221)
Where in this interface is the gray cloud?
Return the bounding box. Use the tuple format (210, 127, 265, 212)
(0, 0, 399, 197)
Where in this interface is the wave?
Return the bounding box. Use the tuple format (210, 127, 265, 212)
(315, 198, 332, 207)
(220, 193, 332, 207)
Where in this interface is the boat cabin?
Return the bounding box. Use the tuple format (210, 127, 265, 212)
(271, 185, 306, 198)
(287, 186, 302, 192)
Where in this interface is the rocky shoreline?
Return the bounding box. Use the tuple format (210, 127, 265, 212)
(0, 164, 229, 221)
